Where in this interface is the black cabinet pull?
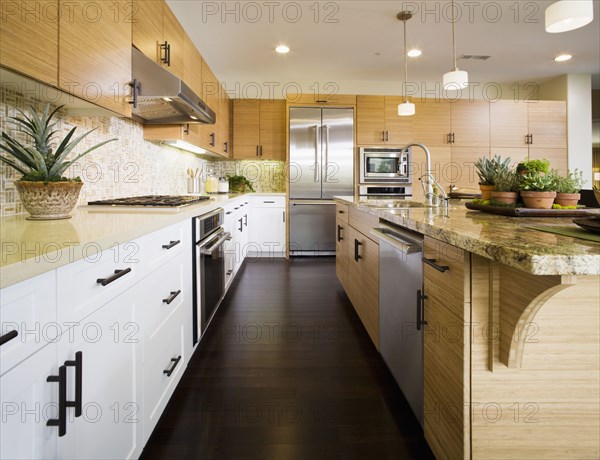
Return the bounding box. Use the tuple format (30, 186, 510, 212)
(47, 365, 67, 437)
(337, 225, 343, 242)
(282, 211, 286, 223)
(96, 268, 132, 286)
(226, 269, 233, 276)
(226, 211, 232, 215)
(163, 355, 182, 377)
(338, 209, 344, 214)
(238, 218, 243, 232)
(160, 41, 170, 65)
(416, 290, 428, 331)
(210, 132, 216, 147)
(381, 130, 385, 142)
(162, 240, 180, 250)
(451, 132, 456, 143)
(529, 134, 533, 145)
(128, 79, 140, 109)
(263, 200, 275, 204)
(0, 330, 18, 347)
(354, 239, 362, 262)
(244, 214, 248, 226)
(422, 257, 450, 273)
(256, 145, 259, 157)
(163, 290, 181, 305)
(64, 351, 82, 417)
(224, 141, 228, 153)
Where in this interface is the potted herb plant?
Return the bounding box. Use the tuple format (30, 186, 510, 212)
(516, 158, 550, 176)
(474, 155, 511, 200)
(519, 171, 557, 209)
(490, 169, 520, 205)
(553, 169, 585, 207)
(0, 104, 116, 220)
(227, 175, 255, 193)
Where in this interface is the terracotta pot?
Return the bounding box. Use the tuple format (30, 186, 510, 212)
(554, 192, 580, 207)
(479, 184, 495, 201)
(15, 181, 83, 220)
(520, 191, 556, 209)
(490, 191, 518, 205)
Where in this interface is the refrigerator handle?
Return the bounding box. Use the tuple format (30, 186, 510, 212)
(322, 124, 329, 183)
(313, 124, 319, 183)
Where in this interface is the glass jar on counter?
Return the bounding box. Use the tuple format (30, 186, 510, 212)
(218, 177, 229, 194)
(205, 173, 219, 194)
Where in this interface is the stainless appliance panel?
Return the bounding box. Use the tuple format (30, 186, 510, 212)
(376, 225, 424, 426)
(321, 108, 354, 198)
(289, 107, 323, 199)
(288, 201, 336, 255)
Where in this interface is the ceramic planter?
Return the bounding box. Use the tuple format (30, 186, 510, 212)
(15, 181, 83, 220)
(479, 184, 495, 201)
(520, 191, 556, 209)
(554, 192, 580, 207)
(490, 191, 518, 205)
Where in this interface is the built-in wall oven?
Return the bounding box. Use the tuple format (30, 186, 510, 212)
(359, 147, 413, 197)
(192, 208, 231, 345)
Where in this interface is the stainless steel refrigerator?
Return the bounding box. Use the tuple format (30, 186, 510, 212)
(289, 107, 354, 256)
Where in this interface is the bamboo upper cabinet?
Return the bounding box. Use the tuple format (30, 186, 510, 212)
(232, 99, 285, 160)
(132, 0, 184, 79)
(58, 1, 132, 117)
(412, 99, 452, 147)
(198, 60, 220, 153)
(0, 0, 58, 86)
(356, 96, 412, 146)
(448, 100, 490, 147)
(219, 91, 231, 157)
(183, 34, 203, 102)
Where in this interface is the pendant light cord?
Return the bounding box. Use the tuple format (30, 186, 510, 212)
(451, 0, 457, 71)
(403, 17, 408, 103)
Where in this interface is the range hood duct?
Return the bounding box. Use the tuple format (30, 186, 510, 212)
(131, 47, 216, 125)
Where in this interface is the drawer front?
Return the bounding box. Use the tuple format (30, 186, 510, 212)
(423, 236, 470, 303)
(349, 207, 379, 241)
(252, 196, 285, 208)
(0, 271, 57, 376)
(57, 241, 141, 327)
(143, 305, 186, 442)
(336, 203, 349, 223)
(140, 255, 186, 340)
(140, 221, 188, 275)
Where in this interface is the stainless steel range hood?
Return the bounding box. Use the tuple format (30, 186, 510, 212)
(131, 47, 215, 125)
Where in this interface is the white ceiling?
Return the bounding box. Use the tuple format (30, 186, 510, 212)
(168, 0, 600, 98)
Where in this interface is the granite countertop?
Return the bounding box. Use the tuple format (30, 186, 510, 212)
(335, 196, 600, 276)
(0, 193, 285, 289)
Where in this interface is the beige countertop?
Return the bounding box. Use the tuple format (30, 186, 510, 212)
(335, 196, 600, 276)
(0, 193, 285, 289)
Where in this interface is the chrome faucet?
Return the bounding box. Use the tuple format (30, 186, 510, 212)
(400, 142, 448, 208)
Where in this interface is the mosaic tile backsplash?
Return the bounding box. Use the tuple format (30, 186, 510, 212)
(0, 88, 285, 216)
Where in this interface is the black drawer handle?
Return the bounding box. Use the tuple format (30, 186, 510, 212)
(417, 290, 428, 331)
(47, 365, 67, 437)
(97, 268, 132, 286)
(238, 218, 243, 232)
(210, 132, 215, 147)
(162, 240, 180, 250)
(163, 355, 182, 377)
(64, 351, 83, 417)
(163, 290, 181, 305)
(422, 257, 450, 273)
(0, 330, 18, 347)
(226, 269, 233, 276)
(354, 239, 362, 262)
(244, 214, 248, 226)
(263, 201, 275, 204)
(226, 211, 232, 215)
(337, 224, 343, 242)
(338, 209, 344, 214)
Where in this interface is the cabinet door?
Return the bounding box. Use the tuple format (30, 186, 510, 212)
(219, 91, 232, 157)
(335, 217, 349, 292)
(412, 99, 452, 147)
(183, 33, 203, 99)
(58, 0, 132, 116)
(232, 100, 260, 159)
(259, 100, 286, 160)
(0, 344, 57, 460)
(162, 1, 184, 79)
(57, 292, 141, 460)
(356, 96, 386, 145)
(132, 0, 162, 63)
(490, 100, 528, 148)
(529, 147, 568, 175)
(0, 0, 58, 86)
(250, 207, 286, 257)
(200, 61, 220, 152)
(527, 101, 567, 149)
(384, 96, 413, 145)
(450, 100, 490, 147)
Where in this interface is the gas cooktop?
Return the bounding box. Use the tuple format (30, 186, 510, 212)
(88, 195, 211, 207)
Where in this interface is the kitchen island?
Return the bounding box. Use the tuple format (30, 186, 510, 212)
(335, 196, 600, 460)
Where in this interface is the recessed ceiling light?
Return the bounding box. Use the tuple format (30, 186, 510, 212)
(555, 54, 572, 62)
(407, 49, 422, 57)
(275, 45, 290, 54)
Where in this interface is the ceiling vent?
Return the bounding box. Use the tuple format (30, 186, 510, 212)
(458, 55, 491, 61)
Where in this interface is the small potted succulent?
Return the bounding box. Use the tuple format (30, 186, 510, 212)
(1, 104, 116, 220)
(553, 169, 585, 207)
(474, 155, 512, 200)
(519, 170, 557, 209)
(490, 169, 520, 205)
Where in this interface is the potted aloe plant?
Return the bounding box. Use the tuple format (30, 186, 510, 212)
(519, 170, 557, 209)
(474, 155, 512, 200)
(553, 169, 585, 207)
(0, 104, 115, 220)
(490, 168, 520, 205)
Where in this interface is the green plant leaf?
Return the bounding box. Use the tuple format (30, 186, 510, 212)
(0, 155, 31, 175)
(51, 138, 116, 178)
(0, 134, 38, 168)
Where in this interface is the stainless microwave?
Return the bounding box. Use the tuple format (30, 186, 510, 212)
(359, 147, 411, 183)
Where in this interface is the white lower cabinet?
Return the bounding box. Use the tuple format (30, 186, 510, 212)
(248, 196, 286, 258)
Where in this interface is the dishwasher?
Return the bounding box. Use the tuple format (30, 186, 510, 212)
(371, 222, 425, 427)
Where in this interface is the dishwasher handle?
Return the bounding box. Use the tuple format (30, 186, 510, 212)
(370, 227, 422, 255)
(417, 290, 428, 331)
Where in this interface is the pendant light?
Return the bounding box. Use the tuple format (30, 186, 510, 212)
(545, 0, 594, 33)
(397, 11, 415, 116)
(443, 0, 468, 90)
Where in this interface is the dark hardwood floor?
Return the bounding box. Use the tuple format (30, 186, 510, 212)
(140, 258, 434, 460)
